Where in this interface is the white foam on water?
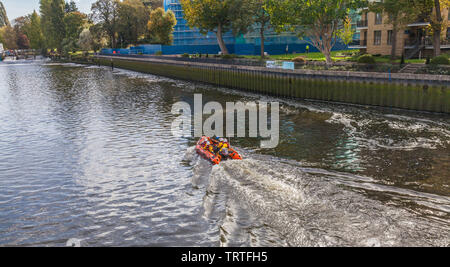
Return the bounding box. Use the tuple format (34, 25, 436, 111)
(205, 157, 450, 246)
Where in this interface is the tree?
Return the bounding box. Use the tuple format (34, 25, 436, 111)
(24, 11, 44, 49)
(17, 33, 30, 49)
(370, 0, 418, 60)
(117, 0, 150, 47)
(428, 0, 450, 56)
(50, 0, 66, 51)
(147, 7, 177, 45)
(143, 0, 163, 9)
(0, 25, 17, 49)
(65, 0, 79, 13)
(40, 0, 53, 48)
(337, 16, 355, 46)
(180, 0, 254, 55)
(61, 11, 87, 54)
(266, 0, 365, 65)
(91, 0, 120, 48)
(40, 0, 66, 50)
(249, 0, 271, 58)
(64, 12, 87, 41)
(89, 23, 109, 51)
(78, 28, 93, 51)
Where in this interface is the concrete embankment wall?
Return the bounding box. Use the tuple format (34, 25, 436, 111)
(92, 56, 450, 113)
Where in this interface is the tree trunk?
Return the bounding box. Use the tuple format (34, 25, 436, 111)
(260, 23, 265, 58)
(433, 29, 441, 57)
(109, 32, 116, 49)
(216, 25, 229, 55)
(323, 49, 332, 65)
(433, 0, 442, 57)
(391, 27, 398, 60)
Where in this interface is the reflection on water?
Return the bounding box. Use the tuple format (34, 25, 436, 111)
(0, 62, 448, 247)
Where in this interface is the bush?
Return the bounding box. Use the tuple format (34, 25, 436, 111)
(292, 56, 307, 63)
(430, 55, 450, 65)
(181, 53, 189, 58)
(357, 54, 376, 64)
(155, 51, 163, 56)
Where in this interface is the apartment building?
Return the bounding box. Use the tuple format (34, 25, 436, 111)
(350, 8, 450, 58)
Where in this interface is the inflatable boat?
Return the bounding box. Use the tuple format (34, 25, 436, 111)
(195, 136, 242, 165)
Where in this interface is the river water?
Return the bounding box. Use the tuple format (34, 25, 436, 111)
(0, 62, 449, 247)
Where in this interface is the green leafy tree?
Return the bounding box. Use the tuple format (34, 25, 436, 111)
(39, 0, 52, 48)
(40, 0, 66, 51)
(91, 0, 120, 48)
(266, 0, 366, 64)
(62, 11, 87, 54)
(25, 11, 45, 49)
(64, 12, 87, 41)
(117, 0, 150, 47)
(147, 7, 177, 45)
(180, 0, 254, 55)
(50, 0, 66, 51)
(89, 23, 109, 51)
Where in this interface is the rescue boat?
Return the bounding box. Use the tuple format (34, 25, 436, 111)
(195, 136, 243, 165)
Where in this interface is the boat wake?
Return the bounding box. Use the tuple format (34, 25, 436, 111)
(186, 150, 450, 247)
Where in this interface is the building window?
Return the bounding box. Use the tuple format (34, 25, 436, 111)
(374, 31, 382, 45)
(375, 13, 382, 25)
(387, 30, 393, 45)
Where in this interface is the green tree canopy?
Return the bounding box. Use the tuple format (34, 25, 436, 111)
(24, 11, 44, 49)
(266, 0, 366, 64)
(40, 0, 66, 51)
(91, 0, 120, 48)
(147, 7, 177, 45)
(180, 0, 254, 54)
(117, 0, 150, 47)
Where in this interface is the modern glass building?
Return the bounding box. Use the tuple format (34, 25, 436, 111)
(108, 0, 350, 56)
(164, 0, 236, 46)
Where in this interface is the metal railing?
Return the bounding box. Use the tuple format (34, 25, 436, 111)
(348, 39, 367, 47)
(356, 20, 368, 28)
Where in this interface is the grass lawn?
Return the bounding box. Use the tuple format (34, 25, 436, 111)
(243, 49, 426, 64)
(373, 57, 426, 64)
(243, 50, 356, 61)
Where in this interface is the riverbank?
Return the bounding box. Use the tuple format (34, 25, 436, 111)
(70, 55, 449, 113)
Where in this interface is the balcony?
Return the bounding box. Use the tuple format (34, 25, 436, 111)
(404, 38, 424, 48)
(348, 39, 367, 49)
(356, 20, 368, 29)
(424, 38, 450, 49)
(407, 18, 430, 27)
